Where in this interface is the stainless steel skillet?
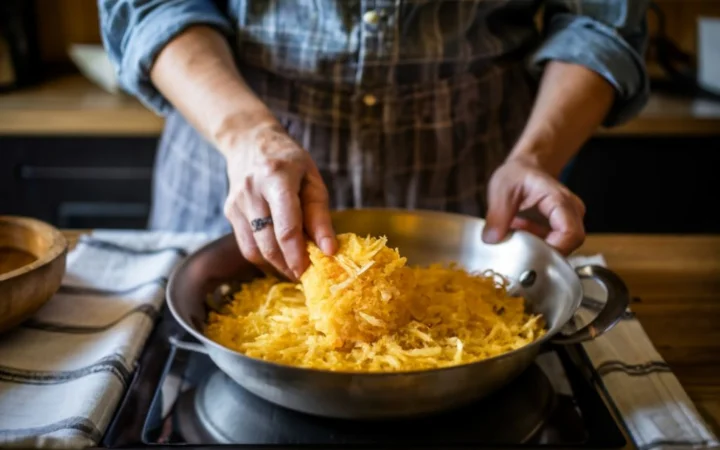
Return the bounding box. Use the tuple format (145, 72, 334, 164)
(167, 208, 629, 419)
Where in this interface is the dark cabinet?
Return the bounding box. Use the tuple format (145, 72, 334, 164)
(1, 136, 158, 228)
(565, 135, 720, 234)
(1, 134, 717, 233)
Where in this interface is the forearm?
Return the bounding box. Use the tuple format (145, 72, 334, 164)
(508, 60, 615, 177)
(149, 25, 276, 157)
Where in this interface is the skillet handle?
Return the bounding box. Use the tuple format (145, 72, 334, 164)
(169, 335, 209, 355)
(551, 265, 630, 345)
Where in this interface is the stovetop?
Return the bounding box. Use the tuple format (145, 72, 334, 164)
(102, 310, 629, 449)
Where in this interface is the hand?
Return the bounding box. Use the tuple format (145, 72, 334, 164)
(482, 158, 586, 256)
(223, 121, 336, 280)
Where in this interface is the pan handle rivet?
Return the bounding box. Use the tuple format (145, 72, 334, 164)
(519, 270, 536, 288)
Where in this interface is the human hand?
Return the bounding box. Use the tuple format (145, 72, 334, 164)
(482, 158, 586, 256)
(223, 121, 336, 281)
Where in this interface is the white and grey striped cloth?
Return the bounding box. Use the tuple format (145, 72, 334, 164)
(571, 255, 719, 450)
(0, 232, 717, 449)
(0, 231, 211, 448)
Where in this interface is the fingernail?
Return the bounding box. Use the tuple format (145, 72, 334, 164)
(482, 227, 500, 244)
(320, 237, 335, 255)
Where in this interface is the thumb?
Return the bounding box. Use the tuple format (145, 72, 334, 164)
(483, 175, 522, 245)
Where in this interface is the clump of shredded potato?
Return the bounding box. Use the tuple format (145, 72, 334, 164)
(204, 233, 546, 372)
(301, 233, 416, 346)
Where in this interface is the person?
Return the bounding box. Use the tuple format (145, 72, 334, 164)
(99, 1, 649, 281)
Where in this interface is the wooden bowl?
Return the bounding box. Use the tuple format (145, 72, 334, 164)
(0, 216, 67, 334)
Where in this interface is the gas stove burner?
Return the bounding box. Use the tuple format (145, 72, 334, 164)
(175, 363, 556, 445)
(105, 319, 627, 449)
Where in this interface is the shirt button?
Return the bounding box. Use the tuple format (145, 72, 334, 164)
(363, 10, 380, 26)
(363, 94, 378, 107)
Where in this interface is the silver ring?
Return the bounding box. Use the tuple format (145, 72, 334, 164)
(250, 216, 273, 233)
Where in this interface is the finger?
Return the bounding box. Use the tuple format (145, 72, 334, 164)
(536, 194, 586, 255)
(483, 174, 522, 244)
(245, 195, 295, 280)
(515, 206, 551, 229)
(302, 166, 336, 255)
(224, 200, 274, 274)
(510, 216, 551, 239)
(263, 181, 307, 280)
(572, 194, 586, 218)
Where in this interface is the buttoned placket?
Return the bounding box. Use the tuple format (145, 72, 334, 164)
(356, 0, 397, 101)
(352, 1, 399, 207)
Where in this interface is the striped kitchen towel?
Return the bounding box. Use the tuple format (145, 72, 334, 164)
(569, 255, 719, 450)
(0, 231, 213, 448)
(0, 231, 716, 450)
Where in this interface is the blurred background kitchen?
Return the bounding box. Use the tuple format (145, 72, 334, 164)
(1, 0, 719, 233)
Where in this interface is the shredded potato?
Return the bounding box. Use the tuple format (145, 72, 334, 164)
(204, 233, 546, 372)
(301, 234, 416, 346)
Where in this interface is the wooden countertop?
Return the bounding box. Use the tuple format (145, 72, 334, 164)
(0, 75, 164, 136)
(2, 74, 720, 137)
(578, 235, 720, 422)
(61, 230, 720, 436)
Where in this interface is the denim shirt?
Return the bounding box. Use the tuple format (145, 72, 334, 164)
(99, 0, 650, 128)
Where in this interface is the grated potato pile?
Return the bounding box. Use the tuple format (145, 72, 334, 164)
(204, 233, 546, 372)
(302, 234, 416, 346)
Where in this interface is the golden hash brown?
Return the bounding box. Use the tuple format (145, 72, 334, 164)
(203, 233, 546, 372)
(301, 234, 416, 346)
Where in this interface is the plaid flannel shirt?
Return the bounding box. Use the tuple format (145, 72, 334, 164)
(99, 0, 649, 234)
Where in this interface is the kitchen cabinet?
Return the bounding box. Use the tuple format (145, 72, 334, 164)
(565, 135, 720, 234)
(0, 136, 157, 228)
(2, 134, 719, 232)
(1, 75, 719, 232)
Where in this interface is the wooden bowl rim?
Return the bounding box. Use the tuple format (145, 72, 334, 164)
(0, 216, 68, 282)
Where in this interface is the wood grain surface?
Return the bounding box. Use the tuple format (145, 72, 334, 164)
(60, 230, 720, 435)
(1, 75, 720, 136)
(579, 235, 720, 435)
(0, 76, 163, 136)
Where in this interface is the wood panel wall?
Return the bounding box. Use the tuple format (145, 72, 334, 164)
(32, 0, 720, 70)
(649, 0, 720, 56)
(34, 0, 101, 69)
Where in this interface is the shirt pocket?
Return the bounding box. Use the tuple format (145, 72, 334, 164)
(232, 0, 360, 78)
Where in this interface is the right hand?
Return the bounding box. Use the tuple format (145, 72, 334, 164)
(223, 121, 337, 281)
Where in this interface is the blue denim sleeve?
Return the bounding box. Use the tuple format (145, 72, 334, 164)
(529, 1, 651, 127)
(98, 0, 233, 115)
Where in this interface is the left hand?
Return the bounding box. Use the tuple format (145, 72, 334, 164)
(482, 158, 586, 256)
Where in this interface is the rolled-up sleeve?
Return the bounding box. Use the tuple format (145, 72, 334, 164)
(529, 0, 650, 127)
(98, 0, 233, 115)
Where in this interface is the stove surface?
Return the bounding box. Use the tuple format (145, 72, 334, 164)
(175, 359, 558, 445)
(102, 313, 628, 449)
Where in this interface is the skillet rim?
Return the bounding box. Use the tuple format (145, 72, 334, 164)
(166, 208, 582, 377)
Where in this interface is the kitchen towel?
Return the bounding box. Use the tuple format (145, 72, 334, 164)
(570, 255, 719, 450)
(0, 231, 717, 449)
(0, 231, 213, 448)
